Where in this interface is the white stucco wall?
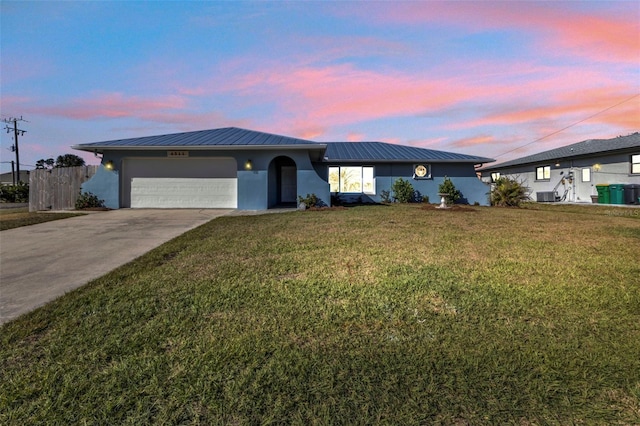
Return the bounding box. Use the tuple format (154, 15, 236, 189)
(481, 152, 640, 203)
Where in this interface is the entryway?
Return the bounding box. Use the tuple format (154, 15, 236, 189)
(268, 156, 297, 207)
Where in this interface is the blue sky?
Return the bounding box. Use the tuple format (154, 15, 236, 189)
(1, 1, 638, 173)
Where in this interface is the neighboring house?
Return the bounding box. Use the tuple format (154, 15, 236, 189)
(72, 127, 494, 210)
(0, 170, 30, 185)
(479, 133, 640, 203)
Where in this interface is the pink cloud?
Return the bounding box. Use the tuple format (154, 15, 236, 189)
(221, 58, 636, 143)
(0, 95, 33, 114)
(33, 92, 188, 120)
(407, 137, 448, 148)
(23, 143, 51, 156)
(347, 133, 365, 142)
(350, 2, 639, 63)
(551, 9, 639, 62)
(8, 91, 251, 137)
(450, 135, 500, 148)
(287, 124, 327, 140)
(228, 63, 494, 133)
(467, 89, 640, 131)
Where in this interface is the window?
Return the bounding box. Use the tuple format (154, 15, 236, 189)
(632, 154, 640, 174)
(491, 172, 501, 182)
(536, 165, 551, 180)
(328, 166, 375, 194)
(581, 168, 591, 182)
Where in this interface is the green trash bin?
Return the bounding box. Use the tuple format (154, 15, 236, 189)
(596, 184, 610, 204)
(609, 184, 625, 205)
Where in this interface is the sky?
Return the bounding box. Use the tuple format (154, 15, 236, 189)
(1, 1, 639, 174)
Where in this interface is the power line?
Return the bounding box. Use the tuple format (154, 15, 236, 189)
(494, 93, 640, 159)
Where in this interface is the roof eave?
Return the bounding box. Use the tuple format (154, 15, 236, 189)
(321, 158, 494, 164)
(73, 144, 328, 153)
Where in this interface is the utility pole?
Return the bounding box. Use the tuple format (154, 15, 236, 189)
(3, 116, 27, 183)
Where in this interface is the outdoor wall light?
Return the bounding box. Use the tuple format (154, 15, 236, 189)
(593, 163, 601, 172)
(104, 160, 114, 170)
(245, 159, 253, 170)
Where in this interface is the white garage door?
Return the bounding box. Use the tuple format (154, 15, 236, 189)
(123, 158, 237, 208)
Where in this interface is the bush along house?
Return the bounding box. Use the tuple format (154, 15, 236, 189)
(72, 127, 495, 210)
(479, 133, 640, 205)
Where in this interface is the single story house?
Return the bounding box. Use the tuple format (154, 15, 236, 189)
(0, 170, 30, 185)
(72, 127, 494, 210)
(479, 132, 640, 203)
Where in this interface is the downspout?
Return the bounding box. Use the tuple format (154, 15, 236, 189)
(570, 159, 575, 202)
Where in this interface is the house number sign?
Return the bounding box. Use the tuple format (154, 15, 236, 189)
(168, 151, 189, 157)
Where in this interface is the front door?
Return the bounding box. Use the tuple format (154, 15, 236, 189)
(280, 166, 297, 203)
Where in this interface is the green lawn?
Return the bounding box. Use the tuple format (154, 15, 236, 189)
(0, 207, 85, 231)
(1, 204, 639, 424)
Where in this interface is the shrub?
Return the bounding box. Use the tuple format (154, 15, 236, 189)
(0, 182, 29, 203)
(75, 192, 105, 210)
(415, 191, 429, 203)
(391, 178, 415, 203)
(298, 193, 319, 208)
(380, 190, 392, 204)
(491, 177, 529, 207)
(438, 177, 461, 205)
(331, 192, 344, 206)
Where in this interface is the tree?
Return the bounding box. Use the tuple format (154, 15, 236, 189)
(391, 178, 415, 203)
(438, 177, 461, 205)
(36, 154, 85, 169)
(35, 158, 55, 169)
(55, 154, 85, 168)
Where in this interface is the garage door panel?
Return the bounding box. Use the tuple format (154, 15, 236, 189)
(131, 178, 237, 208)
(123, 158, 238, 208)
(126, 158, 236, 178)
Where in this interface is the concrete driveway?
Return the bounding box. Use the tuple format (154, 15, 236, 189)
(0, 209, 232, 325)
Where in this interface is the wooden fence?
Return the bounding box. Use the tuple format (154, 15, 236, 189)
(29, 166, 99, 212)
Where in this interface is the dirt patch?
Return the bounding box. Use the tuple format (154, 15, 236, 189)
(307, 206, 348, 211)
(420, 204, 479, 212)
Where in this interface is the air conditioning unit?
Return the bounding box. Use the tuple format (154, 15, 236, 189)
(536, 191, 557, 202)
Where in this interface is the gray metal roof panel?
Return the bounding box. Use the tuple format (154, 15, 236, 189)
(324, 142, 493, 163)
(481, 132, 640, 171)
(73, 127, 494, 163)
(73, 127, 320, 149)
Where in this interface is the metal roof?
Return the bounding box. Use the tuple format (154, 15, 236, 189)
(324, 142, 493, 163)
(72, 127, 321, 151)
(72, 126, 494, 164)
(481, 132, 640, 171)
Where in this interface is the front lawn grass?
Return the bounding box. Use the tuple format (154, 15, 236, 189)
(0, 207, 84, 231)
(1, 204, 639, 424)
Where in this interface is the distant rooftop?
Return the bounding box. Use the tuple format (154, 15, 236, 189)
(481, 132, 640, 171)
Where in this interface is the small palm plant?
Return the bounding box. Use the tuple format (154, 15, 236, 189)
(491, 177, 529, 207)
